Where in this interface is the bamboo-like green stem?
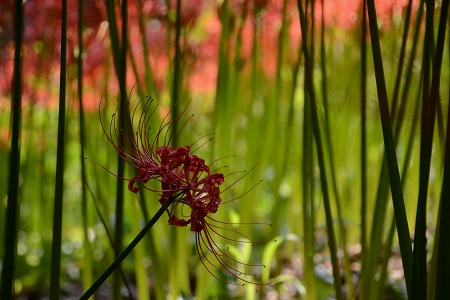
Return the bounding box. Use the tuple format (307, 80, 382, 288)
(319, 0, 353, 294)
(0, 1, 23, 299)
(376, 69, 423, 300)
(359, 0, 368, 296)
(297, 1, 343, 298)
(364, 3, 423, 293)
(171, 0, 182, 148)
(366, 0, 412, 296)
(411, 0, 433, 297)
(135, 0, 156, 97)
(49, 0, 67, 298)
(113, 0, 128, 297)
(80, 198, 173, 300)
(104, 0, 129, 296)
(414, 0, 449, 298)
(302, 40, 316, 300)
(389, 0, 413, 119)
(77, 0, 94, 292)
(212, 0, 230, 159)
(434, 42, 450, 300)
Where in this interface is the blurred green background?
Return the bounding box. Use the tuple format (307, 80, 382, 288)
(1, 0, 449, 299)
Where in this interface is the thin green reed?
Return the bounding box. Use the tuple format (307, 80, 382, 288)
(269, 0, 288, 235)
(171, 0, 182, 147)
(212, 0, 230, 161)
(359, 0, 368, 295)
(371, 4, 417, 293)
(363, 0, 419, 296)
(434, 35, 450, 298)
(169, 1, 191, 297)
(297, 1, 343, 298)
(395, 0, 424, 140)
(366, 0, 412, 297)
(390, 0, 414, 119)
(301, 17, 314, 293)
(318, 0, 353, 294)
(137, 0, 157, 97)
(414, 1, 449, 299)
(411, 1, 433, 298)
(375, 72, 423, 300)
(0, 1, 23, 299)
(300, 2, 316, 298)
(104, 0, 129, 297)
(251, 1, 260, 104)
(49, 0, 67, 298)
(129, 50, 146, 98)
(412, 0, 437, 298)
(301, 50, 316, 299)
(77, 0, 94, 292)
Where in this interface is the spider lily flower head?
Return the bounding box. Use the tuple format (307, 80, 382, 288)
(100, 96, 271, 285)
(99, 95, 192, 193)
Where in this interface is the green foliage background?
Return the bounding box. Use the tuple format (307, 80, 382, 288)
(1, 0, 450, 299)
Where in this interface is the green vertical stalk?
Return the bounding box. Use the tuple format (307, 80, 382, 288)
(365, 9, 424, 295)
(376, 72, 423, 300)
(105, 0, 129, 296)
(389, 0, 413, 119)
(165, 0, 172, 86)
(394, 0, 424, 139)
(364, 11, 423, 290)
(171, 0, 182, 147)
(269, 0, 288, 235)
(128, 50, 146, 98)
(77, 0, 94, 292)
(212, 0, 230, 160)
(411, 0, 433, 297)
(302, 38, 316, 299)
(0, 1, 23, 299)
(113, 0, 128, 298)
(413, 0, 448, 298)
(251, 2, 259, 103)
(297, 1, 343, 298)
(49, 0, 67, 298)
(359, 0, 368, 296)
(169, 1, 190, 298)
(136, 0, 157, 96)
(301, 3, 315, 298)
(366, 0, 412, 296)
(434, 34, 450, 300)
(318, 0, 353, 294)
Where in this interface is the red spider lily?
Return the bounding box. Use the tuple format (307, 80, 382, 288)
(100, 96, 271, 285)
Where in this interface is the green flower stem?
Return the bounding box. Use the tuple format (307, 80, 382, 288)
(79, 198, 173, 300)
(0, 0, 23, 298)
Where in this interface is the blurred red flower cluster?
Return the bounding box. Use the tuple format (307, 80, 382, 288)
(0, 0, 414, 110)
